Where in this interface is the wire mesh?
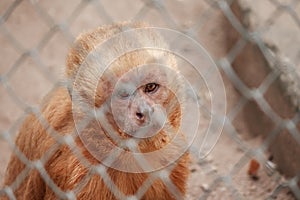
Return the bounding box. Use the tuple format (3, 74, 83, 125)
(0, 0, 299, 199)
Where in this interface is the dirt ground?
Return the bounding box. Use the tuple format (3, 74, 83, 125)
(0, 0, 297, 199)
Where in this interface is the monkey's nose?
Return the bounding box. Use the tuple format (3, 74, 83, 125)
(135, 112, 145, 121)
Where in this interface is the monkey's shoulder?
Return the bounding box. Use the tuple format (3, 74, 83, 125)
(15, 88, 73, 159)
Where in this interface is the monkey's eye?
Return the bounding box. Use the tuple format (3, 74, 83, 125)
(144, 83, 159, 93)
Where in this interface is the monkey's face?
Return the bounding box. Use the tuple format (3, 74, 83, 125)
(110, 64, 178, 138)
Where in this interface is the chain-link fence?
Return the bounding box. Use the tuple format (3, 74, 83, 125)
(0, 0, 300, 199)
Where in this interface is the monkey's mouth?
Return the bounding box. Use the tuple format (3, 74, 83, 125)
(129, 125, 159, 138)
(122, 117, 152, 136)
(134, 116, 150, 127)
(121, 115, 164, 138)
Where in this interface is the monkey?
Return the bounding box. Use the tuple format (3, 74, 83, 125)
(1, 22, 190, 200)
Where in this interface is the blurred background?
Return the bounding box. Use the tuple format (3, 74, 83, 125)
(0, 0, 300, 199)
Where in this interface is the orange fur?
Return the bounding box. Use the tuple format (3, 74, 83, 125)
(1, 22, 189, 200)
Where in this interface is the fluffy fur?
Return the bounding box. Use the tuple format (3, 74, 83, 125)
(1, 22, 189, 200)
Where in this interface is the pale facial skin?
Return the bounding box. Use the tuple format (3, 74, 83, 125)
(110, 65, 170, 138)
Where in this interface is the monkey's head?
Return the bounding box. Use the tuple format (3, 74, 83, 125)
(110, 60, 181, 139)
(67, 22, 185, 153)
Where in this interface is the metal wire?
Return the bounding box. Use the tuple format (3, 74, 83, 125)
(0, 0, 299, 199)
